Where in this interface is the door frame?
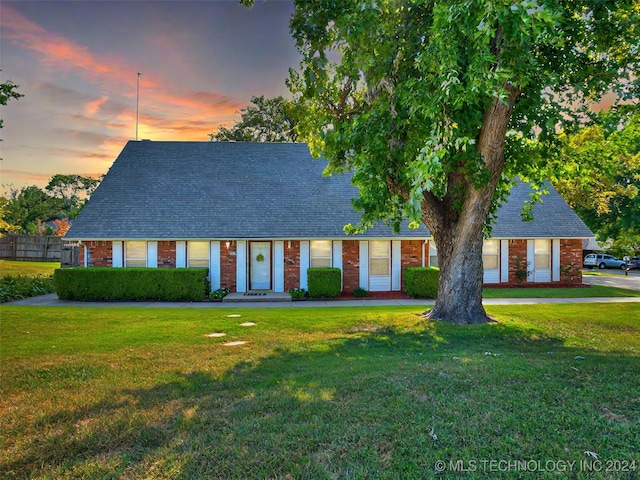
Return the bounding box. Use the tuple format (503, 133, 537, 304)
(249, 241, 272, 290)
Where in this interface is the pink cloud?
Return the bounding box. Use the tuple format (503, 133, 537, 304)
(1, 4, 243, 130)
(85, 96, 108, 116)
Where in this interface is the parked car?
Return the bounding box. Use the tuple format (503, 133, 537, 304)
(624, 257, 640, 270)
(583, 254, 627, 269)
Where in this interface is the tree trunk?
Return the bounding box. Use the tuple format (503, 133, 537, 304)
(422, 83, 520, 325)
(424, 206, 493, 325)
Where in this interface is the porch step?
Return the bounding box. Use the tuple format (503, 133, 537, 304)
(223, 292, 292, 303)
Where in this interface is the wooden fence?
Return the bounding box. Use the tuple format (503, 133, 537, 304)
(0, 235, 75, 263)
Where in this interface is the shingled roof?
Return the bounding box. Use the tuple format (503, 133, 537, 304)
(67, 141, 592, 240)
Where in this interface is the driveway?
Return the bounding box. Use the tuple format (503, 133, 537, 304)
(582, 269, 640, 292)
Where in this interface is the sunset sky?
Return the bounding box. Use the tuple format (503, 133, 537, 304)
(0, 0, 299, 190)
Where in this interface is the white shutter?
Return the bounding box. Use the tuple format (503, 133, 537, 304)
(112, 241, 123, 268)
(274, 241, 284, 292)
(552, 239, 561, 282)
(300, 241, 310, 290)
(210, 241, 221, 290)
(527, 240, 535, 281)
(332, 241, 342, 270)
(391, 240, 401, 291)
(500, 240, 509, 283)
(176, 241, 186, 268)
(236, 241, 247, 292)
(146, 241, 157, 268)
(359, 241, 369, 289)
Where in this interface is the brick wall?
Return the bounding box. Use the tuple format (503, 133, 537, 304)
(342, 240, 360, 292)
(284, 240, 301, 291)
(85, 240, 113, 267)
(508, 239, 529, 284)
(157, 241, 176, 268)
(559, 238, 583, 285)
(401, 240, 424, 290)
(220, 241, 237, 291)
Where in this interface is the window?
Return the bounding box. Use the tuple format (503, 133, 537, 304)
(188, 241, 209, 268)
(369, 241, 390, 276)
(125, 241, 146, 267)
(310, 240, 332, 268)
(534, 239, 550, 269)
(429, 242, 439, 267)
(483, 239, 500, 270)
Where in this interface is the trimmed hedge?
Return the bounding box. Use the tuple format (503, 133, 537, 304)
(54, 268, 209, 302)
(307, 267, 341, 298)
(404, 267, 439, 299)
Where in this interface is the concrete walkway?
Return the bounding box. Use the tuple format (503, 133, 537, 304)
(4, 292, 640, 308)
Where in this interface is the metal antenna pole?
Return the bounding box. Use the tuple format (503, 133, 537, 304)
(136, 72, 142, 140)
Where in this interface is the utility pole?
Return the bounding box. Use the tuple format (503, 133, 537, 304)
(136, 72, 142, 140)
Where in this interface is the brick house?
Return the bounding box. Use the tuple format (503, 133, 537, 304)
(66, 141, 592, 293)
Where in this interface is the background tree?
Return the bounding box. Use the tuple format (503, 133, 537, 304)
(45, 174, 101, 219)
(2, 174, 101, 234)
(549, 105, 640, 255)
(0, 198, 21, 237)
(2, 186, 63, 234)
(0, 76, 24, 130)
(210, 95, 300, 142)
(283, 0, 638, 324)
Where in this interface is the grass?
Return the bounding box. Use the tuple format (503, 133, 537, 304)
(0, 261, 57, 303)
(1, 305, 638, 479)
(0, 260, 60, 278)
(483, 284, 640, 298)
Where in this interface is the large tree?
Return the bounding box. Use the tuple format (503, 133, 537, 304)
(210, 95, 300, 142)
(548, 105, 640, 255)
(282, 0, 638, 324)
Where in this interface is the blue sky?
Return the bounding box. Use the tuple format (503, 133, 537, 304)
(1, 0, 299, 190)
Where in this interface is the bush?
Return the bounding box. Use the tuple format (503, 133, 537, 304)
(307, 268, 341, 298)
(0, 274, 55, 303)
(54, 268, 209, 302)
(288, 288, 308, 299)
(353, 287, 369, 298)
(210, 288, 230, 300)
(404, 267, 439, 299)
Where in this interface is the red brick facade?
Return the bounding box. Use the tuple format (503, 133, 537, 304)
(508, 239, 528, 284)
(507, 238, 583, 287)
(78, 238, 585, 291)
(157, 241, 176, 268)
(342, 240, 360, 293)
(220, 241, 237, 291)
(85, 240, 113, 267)
(284, 241, 301, 292)
(559, 239, 583, 285)
(400, 240, 424, 290)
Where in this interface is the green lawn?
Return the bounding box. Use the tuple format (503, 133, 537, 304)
(0, 260, 59, 277)
(483, 284, 640, 298)
(1, 305, 638, 479)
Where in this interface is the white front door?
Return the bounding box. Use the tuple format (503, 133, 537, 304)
(250, 242, 271, 290)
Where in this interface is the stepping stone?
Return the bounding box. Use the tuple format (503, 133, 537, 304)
(240, 322, 256, 327)
(227, 314, 242, 318)
(223, 341, 247, 347)
(205, 333, 226, 338)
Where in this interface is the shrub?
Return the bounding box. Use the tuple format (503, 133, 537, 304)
(307, 268, 341, 298)
(288, 288, 308, 299)
(353, 287, 369, 298)
(54, 268, 209, 302)
(210, 288, 230, 301)
(404, 267, 439, 298)
(0, 274, 55, 303)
